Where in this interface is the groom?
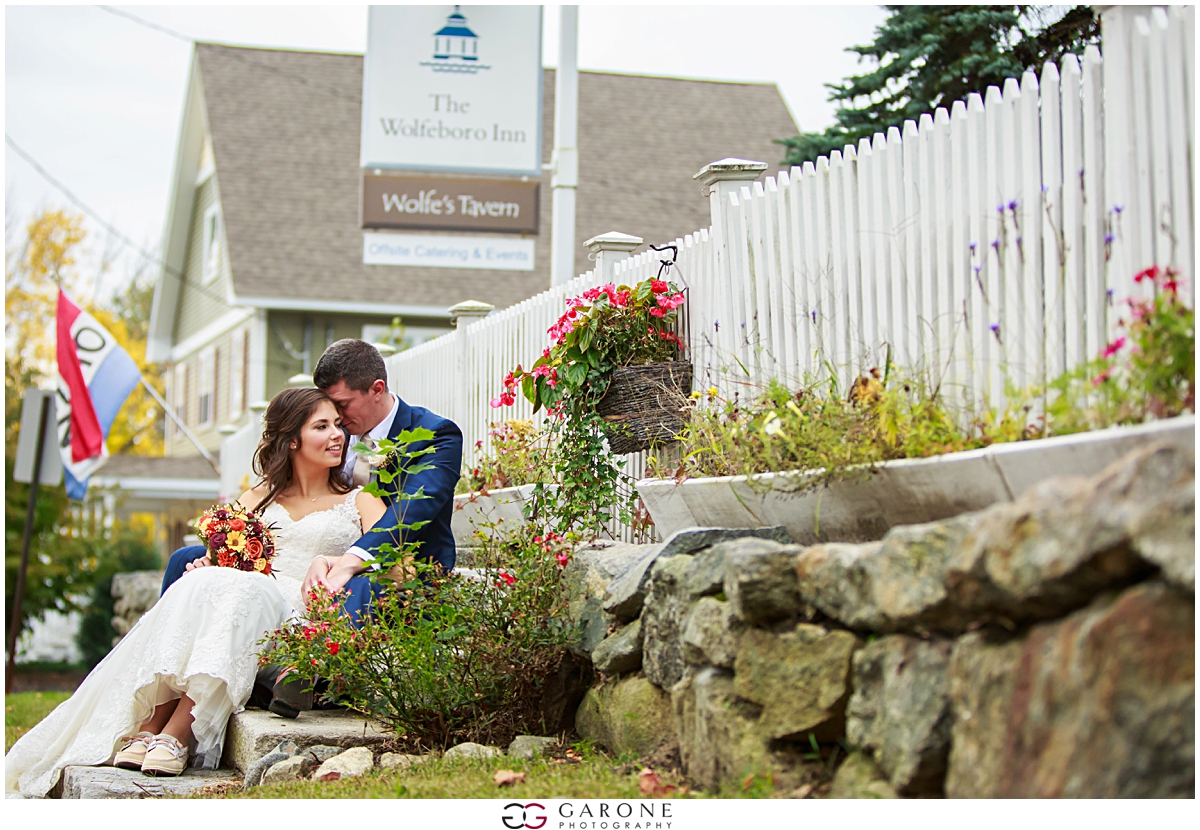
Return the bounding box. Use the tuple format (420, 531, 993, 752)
(160, 338, 462, 714)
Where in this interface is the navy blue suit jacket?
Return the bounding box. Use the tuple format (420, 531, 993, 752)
(353, 396, 461, 573)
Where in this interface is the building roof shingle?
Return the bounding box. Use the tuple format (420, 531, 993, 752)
(196, 44, 798, 312)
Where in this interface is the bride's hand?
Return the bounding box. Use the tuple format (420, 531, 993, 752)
(301, 555, 333, 605)
(184, 554, 212, 573)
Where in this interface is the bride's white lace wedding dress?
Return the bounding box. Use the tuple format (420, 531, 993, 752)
(5, 489, 364, 798)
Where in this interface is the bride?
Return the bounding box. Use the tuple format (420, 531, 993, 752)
(5, 388, 386, 798)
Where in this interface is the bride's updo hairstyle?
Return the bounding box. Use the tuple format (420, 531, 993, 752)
(251, 387, 352, 512)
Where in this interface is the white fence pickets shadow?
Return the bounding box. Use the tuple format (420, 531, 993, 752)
(369, 10, 1192, 541)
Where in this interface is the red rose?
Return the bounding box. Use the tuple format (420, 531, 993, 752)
(229, 518, 246, 532)
(245, 538, 264, 557)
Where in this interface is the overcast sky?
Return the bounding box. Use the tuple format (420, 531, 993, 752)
(4, 3, 887, 300)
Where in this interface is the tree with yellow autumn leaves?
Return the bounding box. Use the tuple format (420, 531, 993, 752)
(5, 208, 161, 653)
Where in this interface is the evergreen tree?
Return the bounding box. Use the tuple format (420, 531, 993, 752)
(778, 5, 1101, 166)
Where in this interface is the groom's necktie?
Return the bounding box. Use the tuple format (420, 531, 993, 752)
(352, 435, 377, 487)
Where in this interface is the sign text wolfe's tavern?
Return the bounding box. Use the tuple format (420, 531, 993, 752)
(362, 174, 538, 234)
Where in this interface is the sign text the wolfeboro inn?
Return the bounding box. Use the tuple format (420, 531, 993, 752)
(360, 5, 543, 176)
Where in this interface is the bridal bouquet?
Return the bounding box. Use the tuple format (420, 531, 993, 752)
(196, 504, 278, 575)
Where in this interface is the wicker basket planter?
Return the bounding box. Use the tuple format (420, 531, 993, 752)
(594, 361, 693, 454)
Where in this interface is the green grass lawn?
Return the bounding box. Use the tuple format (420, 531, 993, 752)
(6, 690, 71, 751)
(7, 691, 797, 799)
(203, 749, 714, 800)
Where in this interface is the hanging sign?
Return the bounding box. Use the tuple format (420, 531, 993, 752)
(362, 173, 539, 234)
(360, 5, 543, 176)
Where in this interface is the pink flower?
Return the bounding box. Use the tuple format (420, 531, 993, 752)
(1134, 265, 1161, 283)
(556, 552, 570, 567)
(649, 307, 666, 318)
(1092, 369, 1113, 386)
(497, 570, 516, 586)
(650, 279, 668, 294)
(1102, 337, 1126, 358)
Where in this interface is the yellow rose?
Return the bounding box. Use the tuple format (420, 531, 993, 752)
(226, 531, 246, 551)
(254, 558, 267, 572)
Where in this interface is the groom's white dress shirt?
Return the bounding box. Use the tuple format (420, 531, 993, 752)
(342, 392, 399, 563)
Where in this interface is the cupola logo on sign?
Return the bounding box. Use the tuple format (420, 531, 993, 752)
(419, 6, 491, 74)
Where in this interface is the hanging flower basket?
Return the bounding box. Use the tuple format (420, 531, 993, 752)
(594, 361, 693, 454)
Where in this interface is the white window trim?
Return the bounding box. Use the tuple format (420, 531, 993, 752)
(202, 205, 222, 285)
(197, 347, 216, 427)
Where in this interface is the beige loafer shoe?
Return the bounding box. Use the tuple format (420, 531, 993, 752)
(141, 734, 189, 777)
(113, 731, 156, 769)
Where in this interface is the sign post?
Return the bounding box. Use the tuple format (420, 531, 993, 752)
(7, 390, 63, 692)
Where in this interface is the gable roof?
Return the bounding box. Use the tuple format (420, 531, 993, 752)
(159, 44, 798, 334)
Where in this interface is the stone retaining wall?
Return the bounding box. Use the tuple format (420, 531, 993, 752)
(567, 443, 1195, 797)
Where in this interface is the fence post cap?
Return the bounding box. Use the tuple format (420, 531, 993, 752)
(694, 158, 769, 186)
(286, 373, 315, 388)
(218, 424, 238, 436)
(584, 231, 644, 254)
(449, 299, 495, 327)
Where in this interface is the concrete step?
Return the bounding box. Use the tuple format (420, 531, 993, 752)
(222, 708, 391, 773)
(55, 766, 240, 799)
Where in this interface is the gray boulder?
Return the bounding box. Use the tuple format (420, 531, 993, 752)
(299, 744, 343, 765)
(723, 538, 802, 625)
(671, 667, 771, 791)
(828, 753, 898, 799)
(659, 525, 792, 558)
(732, 623, 858, 741)
(601, 544, 666, 620)
(443, 742, 503, 761)
(575, 674, 676, 757)
(242, 740, 299, 790)
(795, 443, 1195, 634)
(564, 541, 652, 655)
(680, 596, 742, 669)
(314, 746, 375, 780)
(945, 581, 1194, 798)
(682, 545, 729, 597)
(592, 618, 643, 675)
(640, 554, 696, 688)
(846, 635, 952, 795)
(507, 736, 558, 759)
(261, 755, 311, 785)
(794, 514, 977, 633)
(601, 528, 791, 621)
(380, 752, 430, 770)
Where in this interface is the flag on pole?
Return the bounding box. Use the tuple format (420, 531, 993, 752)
(56, 289, 142, 499)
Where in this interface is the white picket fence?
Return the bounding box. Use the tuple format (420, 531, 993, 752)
(165, 5, 1177, 540)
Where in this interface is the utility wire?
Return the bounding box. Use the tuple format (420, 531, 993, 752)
(5, 134, 232, 310)
(96, 5, 361, 107)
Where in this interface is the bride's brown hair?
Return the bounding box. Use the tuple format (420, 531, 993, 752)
(251, 387, 352, 513)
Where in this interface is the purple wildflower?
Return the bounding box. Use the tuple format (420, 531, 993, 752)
(1008, 199, 1019, 211)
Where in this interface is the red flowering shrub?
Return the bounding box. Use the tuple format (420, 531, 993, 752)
(260, 522, 578, 749)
